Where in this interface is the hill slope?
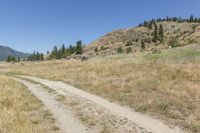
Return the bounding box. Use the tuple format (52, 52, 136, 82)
(0, 45, 29, 61)
(84, 21, 200, 56)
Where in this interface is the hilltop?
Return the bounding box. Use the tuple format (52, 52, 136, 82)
(84, 18, 200, 56)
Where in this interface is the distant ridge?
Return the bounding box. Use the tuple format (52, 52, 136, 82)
(0, 45, 29, 61)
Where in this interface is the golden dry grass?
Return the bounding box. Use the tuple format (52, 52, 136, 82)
(3, 45, 200, 132)
(0, 75, 59, 133)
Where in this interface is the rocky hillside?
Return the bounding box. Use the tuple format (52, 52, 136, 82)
(84, 21, 200, 56)
(0, 45, 29, 61)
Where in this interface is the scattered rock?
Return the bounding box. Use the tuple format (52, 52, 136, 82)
(66, 54, 89, 61)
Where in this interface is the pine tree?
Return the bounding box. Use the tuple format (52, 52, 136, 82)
(11, 56, 16, 62)
(7, 56, 11, 62)
(117, 47, 123, 53)
(69, 45, 74, 54)
(126, 47, 132, 53)
(94, 47, 98, 52)
(57, 49, 62, 59)
(158, 24, 164, 43)
(61, 44, 65, 54)
(36, 52, 40, 60)
(51, 46, 58, 59)
(17, 57, 20, 62)
(148, 22, 153, 29)
(152, 23, 158, 42)
(40, 53, 44, 60)
(141, 41, 146, 49)
(189, 15, 194, 22)
(76, 40, 83, 54)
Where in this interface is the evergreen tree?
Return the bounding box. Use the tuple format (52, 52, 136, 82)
(94, 47, 98, 52)
(126, 47, 132, 53)
(148, 21, 153, 29)
(57, 49, 62, 59)
(189, 15, 194, 22)
(158, 24, 164, 43)
(40, 53, 44, 60)
(17, 57, 20, 62)
(138, 23, 143, 27)
(50, 46, 58, 59)
(152, 23, 158, 42)
(143, 21, 149, 27)
(7, 56, 11, 62)
(76, 40, 83, 54)
(141, 42, 146, 49)
(36, 52, 40, 60)
(117, 47, 123, 53)
(69, 45, 74, 54)
(11, 56, 16, 62)
(61, 44, 65, 54)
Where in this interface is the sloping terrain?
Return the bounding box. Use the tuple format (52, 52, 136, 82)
(0, 45, 29, 60)
(84, 21, 200, 56)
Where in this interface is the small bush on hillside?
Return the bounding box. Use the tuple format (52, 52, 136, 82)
(117, 47, 123, 53)
(169, 38, 181, 47)
(126, 41, 133, 46)
(141, 42, 146, 49)
(126, 47, 132, 53)
(94, 47, 98, 52)
(100, 46, 109, 51)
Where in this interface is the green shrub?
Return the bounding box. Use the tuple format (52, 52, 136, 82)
(100, 46, 109, 51)
(117, 47, 123, 53)
(126, 47, 132, 53)
(94, 47, 98, 52)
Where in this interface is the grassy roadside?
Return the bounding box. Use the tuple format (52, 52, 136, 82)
(15, 76, 115, 132)
(3, 45, 200, 132)
(0, 75, 59, 133)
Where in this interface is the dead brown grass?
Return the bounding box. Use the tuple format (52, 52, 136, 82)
(3, 47, 200, 132)
(0, 75, 59, 133)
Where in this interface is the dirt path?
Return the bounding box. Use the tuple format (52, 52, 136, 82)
(16, 75, 184, 133)
(13, 77, 95, 133)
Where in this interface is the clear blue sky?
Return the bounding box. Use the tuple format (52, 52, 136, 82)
(0, 0, 199, 53)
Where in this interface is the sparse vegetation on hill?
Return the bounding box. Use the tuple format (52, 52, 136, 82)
(139, 15, 200, 28)
(84, 15, 200, 56)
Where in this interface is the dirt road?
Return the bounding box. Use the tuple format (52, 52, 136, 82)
(13, 77, 95, 133)
(13, 75, 184, 133)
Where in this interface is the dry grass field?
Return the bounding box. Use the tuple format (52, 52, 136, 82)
(0, 76, 59, 133)
(2, 44, 200, 132)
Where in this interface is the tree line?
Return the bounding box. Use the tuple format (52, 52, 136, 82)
(48, 40, 83, 60)
(7, 56, 20, 62)
(6, 40, 84, 62)
(27, 52, 44, 61)
(139, 15, 200, 28)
